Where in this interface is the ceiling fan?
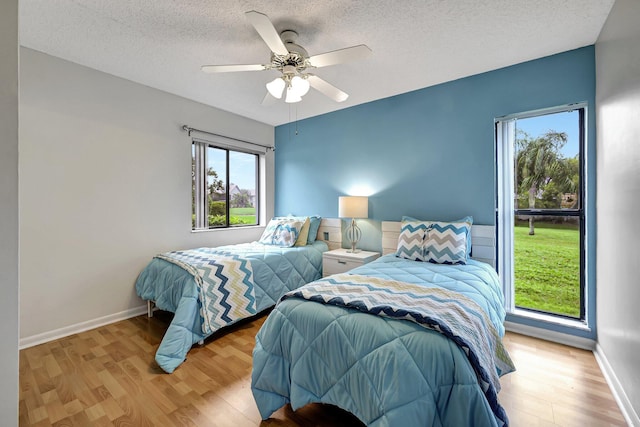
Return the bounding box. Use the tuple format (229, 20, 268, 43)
(201, 11, 372, 104)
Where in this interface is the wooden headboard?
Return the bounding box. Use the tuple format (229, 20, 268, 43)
(316, 218, 342, 250)
(381, 221, 496, 267)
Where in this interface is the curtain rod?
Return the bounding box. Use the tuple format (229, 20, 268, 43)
(181, 125, 275, 151)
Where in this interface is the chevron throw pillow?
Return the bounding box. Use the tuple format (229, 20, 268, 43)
(403, 215, 473, 257)
(424, 220, 471, 264)
(396, 220, 429, 261)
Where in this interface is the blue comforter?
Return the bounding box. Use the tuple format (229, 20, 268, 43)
(251, 254, 513, 426)
(135, 241, 327, 373)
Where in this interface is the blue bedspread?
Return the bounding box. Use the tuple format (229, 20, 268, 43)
(251, 254, 514, 426)
(135, 241, 327, 373)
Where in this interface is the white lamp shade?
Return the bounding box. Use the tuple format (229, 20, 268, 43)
(266, 77, 285, 99)
(290, 75, 310, 97)
(285, 86, 302, 103)
(338, 196, 368, 219)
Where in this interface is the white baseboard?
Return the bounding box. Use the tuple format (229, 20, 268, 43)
(595, 344, 640, 427)
(504, 320, 596, 350)
(19, 305, 147, 349)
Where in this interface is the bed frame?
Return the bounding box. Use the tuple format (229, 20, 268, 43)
(381, 221, 496, 267)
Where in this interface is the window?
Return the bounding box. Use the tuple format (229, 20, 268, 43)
(497, 105, 585, 322)
(192, 140, 259, 230)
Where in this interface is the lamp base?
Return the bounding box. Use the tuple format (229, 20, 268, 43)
(345, 218, 362, 253)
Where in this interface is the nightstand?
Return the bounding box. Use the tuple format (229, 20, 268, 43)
(322, 248, 381, 277)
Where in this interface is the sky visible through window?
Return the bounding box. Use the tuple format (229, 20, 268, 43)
(229, 151, 256, 190)
(515, 110, 579, 159)
(204, 148, 255, 190)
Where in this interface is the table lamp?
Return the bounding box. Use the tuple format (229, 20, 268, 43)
(338, 196, 368, 253)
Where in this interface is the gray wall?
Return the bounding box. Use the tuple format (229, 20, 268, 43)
(19, 48, 274, 343)
(596, 0, 640, 421)
(0, 0, 19, 423)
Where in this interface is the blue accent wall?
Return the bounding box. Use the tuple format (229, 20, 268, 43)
(275, 46, 596, 338)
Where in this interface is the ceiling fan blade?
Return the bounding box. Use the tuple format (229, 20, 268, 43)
(307, 75, 349, 102)
(245, 11, 289, 56)
(201, 64, 267, 73)
(308, 45, 372, 68)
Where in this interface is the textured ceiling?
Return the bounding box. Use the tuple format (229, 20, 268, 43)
(19, 0, 614, 126)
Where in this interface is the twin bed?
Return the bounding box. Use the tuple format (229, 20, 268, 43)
(251, 219, 514, 427)
(135, 216, 340, 373)
(136, 216, 514, 426)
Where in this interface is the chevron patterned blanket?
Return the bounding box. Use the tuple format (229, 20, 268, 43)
(156, 249, 256, 335)
(282, 273, 515, 426)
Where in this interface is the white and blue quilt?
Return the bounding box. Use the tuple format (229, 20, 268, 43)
(251, 254, 515, 427)
(155, 250, 257, 335)
(135, 241, 327, 373)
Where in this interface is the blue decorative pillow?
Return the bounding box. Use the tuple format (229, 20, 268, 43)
(307, 216, 322, 244)
(259, 218, 303, 247)
(396, 220, 429, 261)
(423, 220, 472, 264)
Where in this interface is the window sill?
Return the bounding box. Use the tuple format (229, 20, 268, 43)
(191, 224, 265, 234)
(505, 309, 595, 350)
(508, 308, 590, 331)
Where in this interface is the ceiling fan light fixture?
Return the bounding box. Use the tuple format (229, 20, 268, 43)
(290, 75, 310, 97)
(202, 11, 369, 105)
(266, 77, 285, 99)
(285, 86, 302, 103)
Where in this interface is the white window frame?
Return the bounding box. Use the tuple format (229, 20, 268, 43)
(496, 118, 516, 312)
(191, 131, 265, 231)
(495, 103, 588, 327)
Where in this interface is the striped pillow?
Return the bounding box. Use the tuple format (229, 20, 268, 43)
(259, 218, 303, 247)
(396, 220, 428, 261)
(403, 215, 473, 257)
(423, 220, 472, 264)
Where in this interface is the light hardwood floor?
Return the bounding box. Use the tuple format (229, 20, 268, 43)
(19, 311, 627, 426)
